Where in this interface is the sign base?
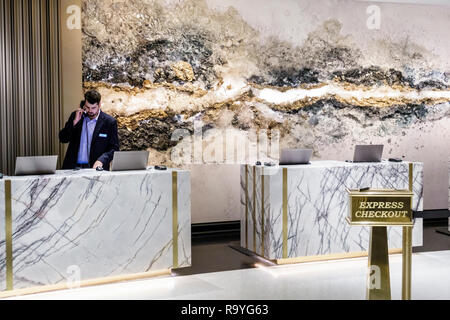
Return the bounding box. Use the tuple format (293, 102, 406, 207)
(367, 226, 391, 300)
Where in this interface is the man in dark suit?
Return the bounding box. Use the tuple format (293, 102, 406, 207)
(59, 90, 119, 170)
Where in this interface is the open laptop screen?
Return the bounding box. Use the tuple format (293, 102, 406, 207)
(353, 145, 384, 163)
(111, 151, 149, 171)
(15, 156, 58, 176)
(279, 149, 312, 165)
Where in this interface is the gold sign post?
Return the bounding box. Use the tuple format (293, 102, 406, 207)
(346, 189, 413, 300)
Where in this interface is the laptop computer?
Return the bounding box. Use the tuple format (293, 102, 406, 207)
(15, 156, 58, 176)
(279, 149, 313, 165)
(110, 151, 149, 171)
(352, 145, 384, 163)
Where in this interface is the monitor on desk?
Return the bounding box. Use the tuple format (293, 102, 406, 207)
(15, 156, 58, 176)
(279, 149, 313, 165)
(352, 145, 384, 163)
(110, 151, 149, 171)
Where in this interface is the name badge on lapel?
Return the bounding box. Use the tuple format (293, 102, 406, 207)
(99, 133, 108, 138)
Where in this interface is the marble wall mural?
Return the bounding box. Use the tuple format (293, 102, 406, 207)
(81, 0, 450, 219)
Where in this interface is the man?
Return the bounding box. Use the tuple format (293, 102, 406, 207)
(59, 90, 119, 170)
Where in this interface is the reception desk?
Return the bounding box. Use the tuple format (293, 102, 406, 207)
(0, 168, 190, 293)
(240, 161, 423, 263)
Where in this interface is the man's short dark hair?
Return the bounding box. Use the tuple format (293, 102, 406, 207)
(84, 90, 101, 105)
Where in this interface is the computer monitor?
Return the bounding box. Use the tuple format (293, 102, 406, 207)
(353, 145, 384, 163)
(15, 156, 58, 176)
(279, 149, 313, 165)
(110, 151, 149, 171)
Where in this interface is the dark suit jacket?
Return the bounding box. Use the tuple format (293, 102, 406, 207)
(59, 111, 120, 170)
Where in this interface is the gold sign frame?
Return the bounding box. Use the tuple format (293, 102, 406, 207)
(346, 189, 414, 227)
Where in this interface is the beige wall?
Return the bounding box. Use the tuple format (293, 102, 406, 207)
(60, 0, 83, 131)
(189, 165, 241, 223)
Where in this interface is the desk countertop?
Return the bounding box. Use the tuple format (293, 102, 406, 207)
(248, 160, 420, 169)
(3, 167, 189, 181)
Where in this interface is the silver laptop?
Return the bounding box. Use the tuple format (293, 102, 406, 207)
(279, 149, 313, 165)
(353, 145, 384, 163)
(15, 156, 58, 176)
(111, 151, 149, 171)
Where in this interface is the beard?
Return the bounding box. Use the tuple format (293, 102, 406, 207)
(87, 110, 99, 119)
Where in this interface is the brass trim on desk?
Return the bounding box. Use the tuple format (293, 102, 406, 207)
(253, 166, 256, 253)
(5, 180, 13, 291)
(172, 171, 178, 269)
(245, 165, 248, 249)
(274, 249, 403, 265)
(0, 269, 171, 299)
(282, 168, 288, 259)
(261, 167, 265, 257)
(408, 163, 413, 193)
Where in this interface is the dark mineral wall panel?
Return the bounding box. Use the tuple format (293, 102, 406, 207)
(81, 0, 450, 217)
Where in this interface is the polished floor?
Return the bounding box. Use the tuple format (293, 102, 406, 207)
(7, 249, 450, 300)
(5, 220, 450, 300)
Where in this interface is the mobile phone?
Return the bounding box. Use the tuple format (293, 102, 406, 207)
(80, 100, 86, 116)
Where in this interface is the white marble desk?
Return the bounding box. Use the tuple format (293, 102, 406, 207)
(0, 168, 190, 292)
(240, 161, 423, 262)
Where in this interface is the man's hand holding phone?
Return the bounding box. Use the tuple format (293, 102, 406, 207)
(73, 101, 86, 126)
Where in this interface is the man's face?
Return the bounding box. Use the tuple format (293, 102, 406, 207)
(84, 101, 100, 120)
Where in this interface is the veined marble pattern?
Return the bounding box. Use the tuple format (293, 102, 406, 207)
(240, 166, 246, 249)
(246, 166, 255, 253)
(177, 171, 191, 267)
(267, 166, 284, 260)
(253, 167, 262, 255)
(253, 167, 271, 257)
(0, 169, 190, 291)
(241, 161, 424, 260)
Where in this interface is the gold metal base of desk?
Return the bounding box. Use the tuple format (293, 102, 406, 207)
(0, 269, 172, 299)
(273, 249, 403, 265)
